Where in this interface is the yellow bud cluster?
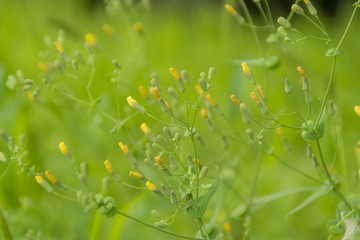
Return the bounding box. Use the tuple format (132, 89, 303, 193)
(118, 142, 130, 154)
(146, 181, 157, 191)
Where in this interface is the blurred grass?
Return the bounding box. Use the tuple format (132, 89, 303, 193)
(0, 0, 360, 239)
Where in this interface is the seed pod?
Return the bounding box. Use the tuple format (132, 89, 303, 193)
(199, 166, 208, 178)
(277, 17, 291, 29)
(246, 129, 254, 140)
(328, 100, 336, 116)
(181, 70, 190, 85)
(291, 4, 304, 14)
(305, 0, 317, 16)
(312, 153, 319, 167)
(277, 27, 287, 37)
(170, 191, 177, 204)
(285, 78, 292, 94)
(208, 67, 216, 81)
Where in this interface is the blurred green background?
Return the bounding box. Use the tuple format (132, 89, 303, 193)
(1, 0, 360, 239)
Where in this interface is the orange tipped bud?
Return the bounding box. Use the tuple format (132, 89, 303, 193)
(355, 106, 360, 117)
(155, 155, 164, 167)
(201, 109, 209, 119)
(195, 85, 204, 95)
(129, 171, 143, 180)
(170, 68, 180, 80)
(225, 4, 237, 16)
(146, 181, 157, 191)
(165, 101, 172, 112)
(118, 142, 129, 154)
(35, 175, 44, 184)
(102, 24, 115, 35)
(54, 41, 64, 53)
(257, 85, 265, 98)
(224, 222, 232, 233)
(241, 62, 250, 76)
(150, 87, 160, 99)
(193, 158, 201, 167)
(297, 66, 306, 77)
(104, 160, 113, 173)
(45, 171, 58, 183)
(276, 127, 285, 140)
(139, 86, 148, 98)
(206, 94, 216, 105)
(230, 94, 240, 105)
(250, 92, 260, 103)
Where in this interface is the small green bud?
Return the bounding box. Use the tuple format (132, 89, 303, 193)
(156, 135, 167, 146)
(173, 133, 181, 143)
(285, 78, 292, 94)
(240, 103, 251, 124)
(328, 100, 336, 116)
(159, 98, 170, 113)
(19, 133, 26, 149)
(180, 70, 190, 85)
(291, 4, 304, 15)
(75, 51, 84, 62)
(177, 78, 185, 92)
(8, 136, 14, 152)
(78, 173, 88, 187)
(257, 102, 269, 115)
(208, 67, 216, 81)
(162, 127, 173, 139)
(152, 143, 162, 152)
(150, 78, 160, 91)
(170, 191, 177, 204)
(168, 87, 179, 100)
(277, 26, 287, 37)
(155, 220, 170, 228)
(169, 155, 178, 170)
(23, 85, 31, 91)
(302, 77, 310, 92)
(161, 184, 170, 197)
(199, 166, 208, 178)
(71, 59, 78, 71)
(246, 129, 254, 140)
(201, 184, 213, 190)
(0, 152, 7, 163)
(277, 17, 291, 29)
(24, 79, 34, 85)
(151, 209, 161, 218)
(144, 158, 152, 167)
(199, 77, 207, 91)
(312, 153, 319, 168)
(305, 1, 317, 16)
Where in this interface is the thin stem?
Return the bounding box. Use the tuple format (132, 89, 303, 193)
(336, 2, 359, 51)
(287, 0, 300, 21)
(315, 57, 336, 128)
(316, 140, 352, 211)
(263, 0, 274, 31)
(248, 148, 262, 206)
(115, 210, 204, 240)
(302, 14, 330, 39)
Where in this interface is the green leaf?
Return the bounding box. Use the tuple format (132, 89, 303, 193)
(327, 220, 345, 235)
(110, 113, 137, 134)
(301, 111, 325, 141)
(195, 224, 219, 240)
(326, 48, 341, 57)
(231, 187, 316, 220)
(226, 56, 280, 70)
(286, 182, 333, 218)
(183, 169, 220, 219)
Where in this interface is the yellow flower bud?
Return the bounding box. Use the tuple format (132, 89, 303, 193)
(297, 66, 306, 78)
(146, 181, 157, 191)
(141, 123, 151, 135)
(129, 171, 143, 180)
(35, 175, 44, 184)
(139, 85, 148, 98)
(225, 4, 237, 16)
(155, 155, 164, 167)
(150, 87, 160, 99)
(230, 94, 240, 105)
(134, 22, 143, 33)
(54, 41, 64, 53)
(241, 62, 250, 76)
(85, 33, 97, 47)
(355, 106, 360, 117)
(118, 142, 129, 154)
(224, 222, 231, 233)
(102, 24, 115, 35)
(250, 92, 260, 103)
(201, 109, 209, 119)
(169, 68, 180, 80)
(45, 170, 58, 183)
(104, 160, 113, 173)
(195, 85, 204, 95)
(59, 141, 69, 155)
(257, 85, 265, 98)
(206, 94, 216, 106)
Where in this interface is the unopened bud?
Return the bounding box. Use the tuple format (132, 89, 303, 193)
(170, 191, 177, 204)
(167, 87, 179, 100)
(240, 103, 251, 124)
(305, 0, 317, 16)
(302, 77, 310, 92)
(277, 17, 291, 29)
(169, 155, 178, 170)
(199, 77, 207, 91)
(199, 166, 208, 178)
(328, 100, 336, 116)
(72, 59, 78, 71)
(180, 70, 190, 85)
(285, 78, 292, 94)
(208, 67, 216, 81)
(307, 144, 313, 159)
(246, 129, 254, 140)
(277, 27, 287, 37)
(291, 4, 304, 14)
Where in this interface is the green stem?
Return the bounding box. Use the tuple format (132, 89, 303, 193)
(248, 148, 262, 206)
(315, 57, 336, 128)
(115, 210, 203, 240)
(336, 2, 359, 50)
(316, 140, 352, 210)
(302, 14, 330, 39)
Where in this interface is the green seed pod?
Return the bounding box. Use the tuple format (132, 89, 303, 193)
(199, 166, 208, 178)
(246, 129, 254, 140)
(78, 173, 88, 187)
(277, 26, 287, 37)
(159, 98, 170, 113)
(328, 100, 336, 116)
(302, 77, 310, 92)
(169, 155, 178, 170)
(151, 209, 161, 218)
(208, 67, 216, 81)
(161, 184, 170, 197)
(312, 153, 319, 168)
(75, 51, 84, 62)
(181, 70, 190, 85)
(103, 176, 110, 191)
(305, 1, 317, 16)
(162, 127, 173, 139)
(71, 59, 78, 71)
(0, 152, 7, 163)
(277, 17, 291, 29)
(201, 184, 213, 190)
(24, 79, 34, 85)
(291, 4, 304, 14)
(80, 162, 88, 177)
(307, 144, 312, 159)
(199, 77, 207, 91)
(195, 133, 204, 145)
(112, 59, 121, 68)
(168, 87, 179, 100)
(8, 136, 14, 152)
(100, 196, 117, 217)
(19, 133, 26, 149)
(170, 191, 177, 204)
(285, 78, 292, 94)
(156, 135, 167, 146)
(155, 220, 170, 228)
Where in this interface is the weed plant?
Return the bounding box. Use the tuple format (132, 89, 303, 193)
(1, 0, 360, 239)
